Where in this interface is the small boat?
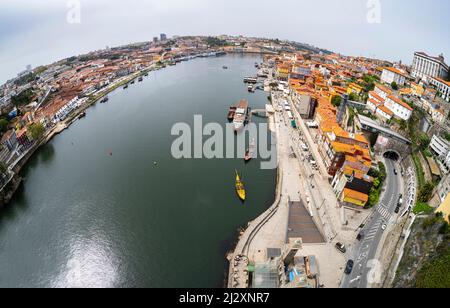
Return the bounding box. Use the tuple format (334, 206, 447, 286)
(235, 170, 246, 201)
(78, 112, 86, 119)
(123, 84, 128, 89)
(244, 139, 255, 162)
(100, 96, 109, 103)
(248, 85, 255, 93)
(144, 73, 149, 76)
(131, 80, 135, 84)
(223, 66, 228, 70)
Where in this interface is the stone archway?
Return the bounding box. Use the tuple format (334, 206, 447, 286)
(383, 150, 400, 161)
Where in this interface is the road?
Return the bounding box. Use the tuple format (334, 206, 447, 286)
(341, 158, 401, 288)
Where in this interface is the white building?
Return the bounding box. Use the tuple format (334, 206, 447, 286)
(52, 96, 85, 123)
(384, 95, 413, 121)
(376, 105, 393, 121)
(429, 77, 450, 102)
(374, 84, 392, 100)
(430, 135, 450, 158)
(381, 67, 407, 86)
(411, 52, 449, 82)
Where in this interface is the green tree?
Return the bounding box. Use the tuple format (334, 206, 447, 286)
(0, 118, 9, 134)
(28, 123, 45, 140)
(0, 161, 7, 175)
(348, 92, 359, 102)
(418, 182, 435, 203)
(391, 82, 399, 90)
(399, 119, 407, 131)
(418, 133, 431, 151)
(331, 95, 342, 107)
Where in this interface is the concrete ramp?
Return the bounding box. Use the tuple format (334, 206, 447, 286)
(287, 200, 325, 244)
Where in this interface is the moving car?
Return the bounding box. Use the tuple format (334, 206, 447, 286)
(394, 169, 398, 175)
(344, 260, 354, 275)
(335, 243, 347, 253)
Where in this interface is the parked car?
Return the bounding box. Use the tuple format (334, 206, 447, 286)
(398, 194, 403, 205)
(335, 242, 347, 253)
(394, 169, 398, 175)
(395, 206, 401, 214)
(344, 260, 354, 275)
(357, 232, 364, 241)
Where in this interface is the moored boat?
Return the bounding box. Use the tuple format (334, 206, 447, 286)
(244, 139, 255, 162)
(233, 99, 249, 131)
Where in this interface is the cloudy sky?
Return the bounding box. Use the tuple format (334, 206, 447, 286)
(1, 0, 449, 84)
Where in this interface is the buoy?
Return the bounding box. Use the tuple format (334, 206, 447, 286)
(153, 161, 158, 166)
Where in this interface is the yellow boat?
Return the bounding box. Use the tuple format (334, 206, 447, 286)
(235, 170, 246, 201)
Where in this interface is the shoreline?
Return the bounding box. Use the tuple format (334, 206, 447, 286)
(226, 101, 283, 288)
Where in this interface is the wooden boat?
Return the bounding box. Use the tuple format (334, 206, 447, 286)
(235, 170, 246, 201)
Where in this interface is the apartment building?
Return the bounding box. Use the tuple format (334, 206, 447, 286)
(381, 67, 407, 86)
(411, 52, 449, 82)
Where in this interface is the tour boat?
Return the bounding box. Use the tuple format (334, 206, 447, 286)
(235, 170, 246, 202)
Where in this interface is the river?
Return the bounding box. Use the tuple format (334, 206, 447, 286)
(0, 54, 276, 288)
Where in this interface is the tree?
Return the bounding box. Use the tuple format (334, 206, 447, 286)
(417, 182, 435, 203)
(0, 162, 7, 175)
(418, 133, 431, 151)
(348, 92, 359, 102)
(399, 119, 407, 131)
(331, 95, 342, 107)
(0, 118, 9, 134)
(391, 82, 399, 90)
(28, 123, 45, 140)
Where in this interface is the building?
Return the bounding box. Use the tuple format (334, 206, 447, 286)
(374, 84, 392, 100)
(411, 52, 449, 82)
(1, 129, 18, 151)
(380, 67, 407, 86)
(291, 90, 316, 119)
(153, 37, 158, 43)
(429, 77, 450, 102)
(376, 105, 394, 121)
(160, 33, 167, 41)
(384, 95, 413, 121)
(430, 135, 450, 158)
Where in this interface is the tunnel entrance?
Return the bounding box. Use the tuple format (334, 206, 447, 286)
(383, 151, 400, 161)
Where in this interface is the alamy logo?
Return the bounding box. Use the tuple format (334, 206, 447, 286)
(67, 0, 81, 24)
(171, 115, 277, 170)
(367, 0, 382, 24)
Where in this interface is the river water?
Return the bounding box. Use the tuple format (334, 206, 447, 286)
(0, 54, 276, 288)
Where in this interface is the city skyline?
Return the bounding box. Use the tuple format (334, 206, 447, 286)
(1, 0, 450, 84)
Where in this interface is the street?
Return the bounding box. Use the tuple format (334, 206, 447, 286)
(341, 158, 401, 288)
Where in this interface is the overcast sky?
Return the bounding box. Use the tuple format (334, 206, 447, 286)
(1, 0, 449, 84)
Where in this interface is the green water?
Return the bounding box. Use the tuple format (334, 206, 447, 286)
(0, 54, 276, 288)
